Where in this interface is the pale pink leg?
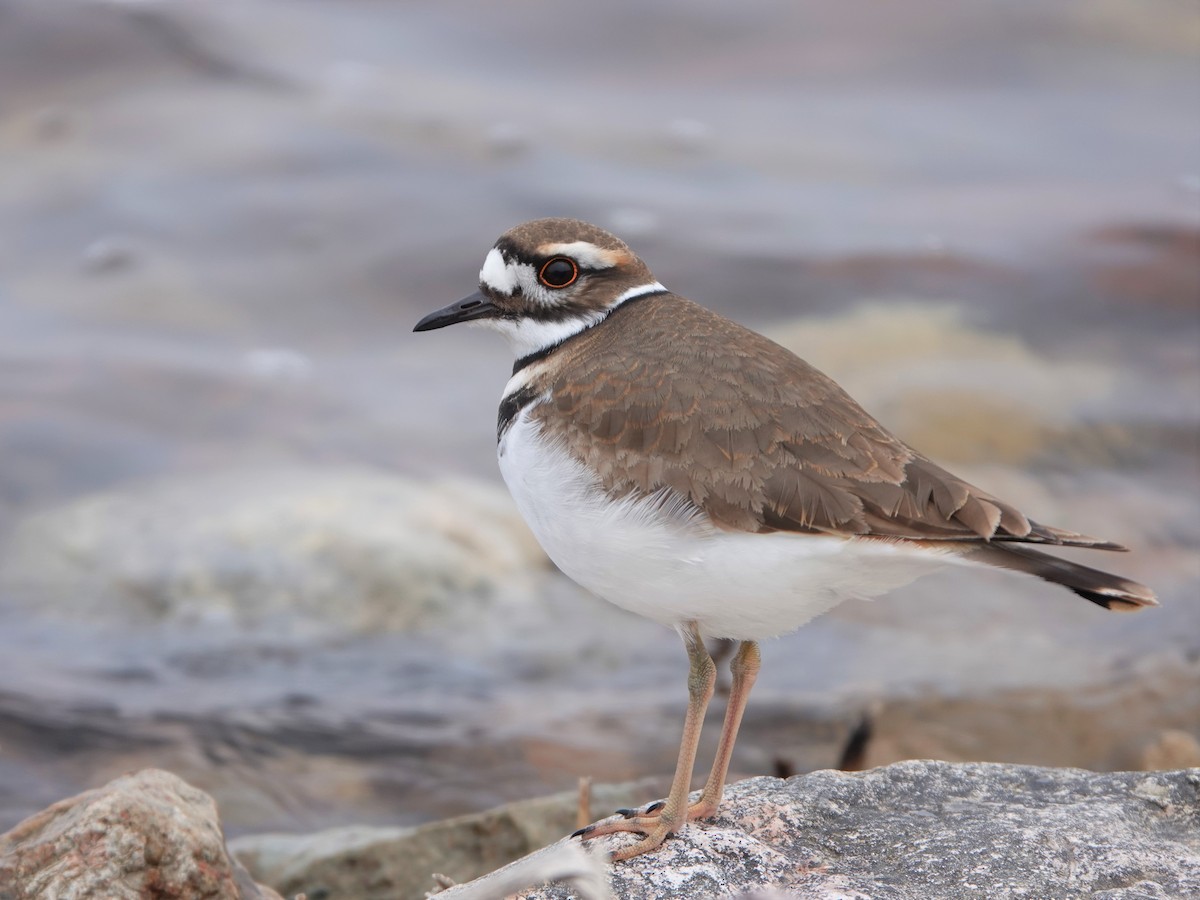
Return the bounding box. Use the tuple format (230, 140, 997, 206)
(574, 622, 715, 861)
(687, 639, 760, 819)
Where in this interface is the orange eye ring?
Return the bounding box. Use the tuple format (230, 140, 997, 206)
(538, 257, 578, 289)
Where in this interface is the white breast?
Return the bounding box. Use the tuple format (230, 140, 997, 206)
(498, 406, 957, 641)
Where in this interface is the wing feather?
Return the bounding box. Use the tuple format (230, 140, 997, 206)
(532, 295, 1113, 547)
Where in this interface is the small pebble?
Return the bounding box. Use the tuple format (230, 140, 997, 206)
(485, 121, 529, 158)
(81, 236, 137, 274)
(920, 233, 948, 256)
(33, 106, 73, 141)
(1176, 173, 1200, 194)
(665, 117, 712, 153)
(242, 347, 314, 383)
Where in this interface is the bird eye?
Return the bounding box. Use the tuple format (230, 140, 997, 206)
(538, 257, 578, 288)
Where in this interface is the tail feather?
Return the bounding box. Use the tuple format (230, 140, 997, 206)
(971, 544, 1158, 612)
(1000, 518, 1129, 551)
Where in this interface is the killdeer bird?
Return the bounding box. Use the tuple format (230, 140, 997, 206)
(414, 218, 1157, 861)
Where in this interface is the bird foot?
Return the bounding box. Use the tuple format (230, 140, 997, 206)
(572, 796, 720, 861)
(613, 796, 719, 822)
(614, 799, 664, 819)
(572, 813, 676, 861)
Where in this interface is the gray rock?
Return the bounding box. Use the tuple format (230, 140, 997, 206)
(766, 304, 1115, 467)
(456, 762, 1200, 900)
(0, 467, 546, 631)
(81, 234, 139, 274)
(231, 778, 666, 900)
(484, 121, 530, 158)
(0, 769, 283, 900)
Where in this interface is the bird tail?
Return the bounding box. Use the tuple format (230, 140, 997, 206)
(970, 544, 1158, 612)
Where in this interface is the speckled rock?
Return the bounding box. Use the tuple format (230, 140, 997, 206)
(478, 762, 1200, 900)
(0, 769, 283, 900)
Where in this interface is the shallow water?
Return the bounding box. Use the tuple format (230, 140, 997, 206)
(0, 0, 1197, 836)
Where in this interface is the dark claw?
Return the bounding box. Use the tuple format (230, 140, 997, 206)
(644, 800, 665, 814)
(571, 825, 595, 839)
(615, 807, 636, 818)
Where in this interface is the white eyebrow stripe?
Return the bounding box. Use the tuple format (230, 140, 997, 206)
(537, 241, 623, 270)
(480, 247, 519, 295)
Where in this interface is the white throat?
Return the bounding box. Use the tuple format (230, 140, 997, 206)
(485, 311, 607, 359)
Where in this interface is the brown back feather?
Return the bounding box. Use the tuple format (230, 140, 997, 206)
(533, 294, 1115, 548)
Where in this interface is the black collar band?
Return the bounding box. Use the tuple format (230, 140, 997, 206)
(510, 288, 668, 376)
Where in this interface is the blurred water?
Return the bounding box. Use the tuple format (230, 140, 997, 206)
(0, 0, 1197, 836)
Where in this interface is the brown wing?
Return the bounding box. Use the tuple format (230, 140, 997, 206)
(535, 294, 1115, 547)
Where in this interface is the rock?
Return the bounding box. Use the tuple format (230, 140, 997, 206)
(663, 118, 712, 154)
(484, 122, 529, 158)
(0, 467, 546, 631)
(0, 769, 284, 900)
(230, 778, 665, 900)
(1138, 730, 1200, 771)
(81, 235, 139, 274)
(854, 661, 1200, 774)
(241, 348, 314, 383)
(766, 303, 1117, 467)
(31, 105, 73, 142)
(444, 762, 1200, 900)
(430, 842, 612, 900)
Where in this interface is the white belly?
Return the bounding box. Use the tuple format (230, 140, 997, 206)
(498, 409, 955, 641)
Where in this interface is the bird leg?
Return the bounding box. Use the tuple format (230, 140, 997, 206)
(689, 639, 760, 819)
(573, 622, 715, 860)
(615, 639, 760, 822)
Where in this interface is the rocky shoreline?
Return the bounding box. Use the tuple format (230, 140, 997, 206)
(3, 762, 1197, 899)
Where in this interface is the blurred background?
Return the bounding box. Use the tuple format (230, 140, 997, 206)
(0, 0, 1197, 844)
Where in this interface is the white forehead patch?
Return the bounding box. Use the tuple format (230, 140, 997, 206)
(538, 241, 622, 270)
(479, 247, 521, 295)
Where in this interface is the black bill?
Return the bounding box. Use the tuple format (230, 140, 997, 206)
(413, 291, 497, 332)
